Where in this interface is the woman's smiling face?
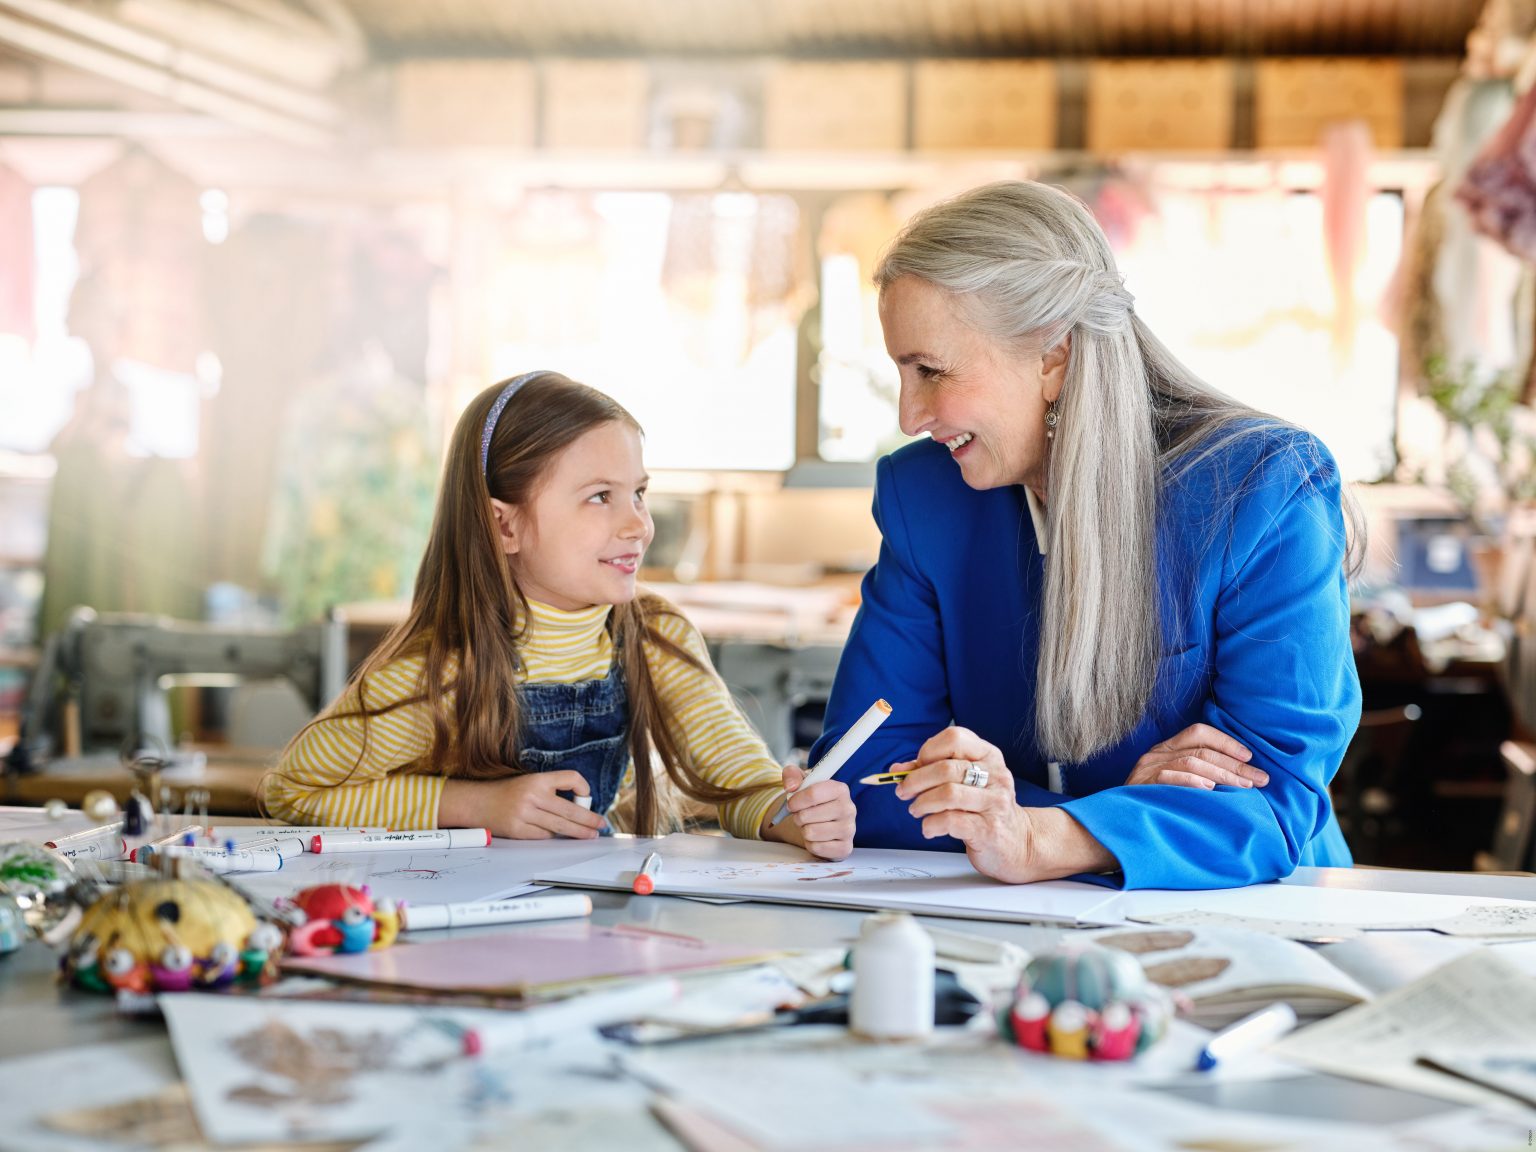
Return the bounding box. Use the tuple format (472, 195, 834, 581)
(879, 274, 1066, 497)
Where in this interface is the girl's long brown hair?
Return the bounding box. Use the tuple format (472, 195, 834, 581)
(270, 372, 767, 835)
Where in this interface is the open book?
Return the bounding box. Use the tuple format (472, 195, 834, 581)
(1083, 925, 1374, 1029)
(1082, 926, 1536, 1030)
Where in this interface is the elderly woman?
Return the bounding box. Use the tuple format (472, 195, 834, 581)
(812, 181, 1361, 890)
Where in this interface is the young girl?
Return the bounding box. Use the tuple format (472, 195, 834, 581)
(263, 371, 856, 858)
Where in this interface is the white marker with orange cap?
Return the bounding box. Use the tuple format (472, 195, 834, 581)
(770, 698, 893, 826)
(310, 829, 491, 854)
(632, 851, 663, 895)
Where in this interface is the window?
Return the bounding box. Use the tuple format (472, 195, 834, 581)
(815, 173, 1406, 481)
(480, 190, 802, 470)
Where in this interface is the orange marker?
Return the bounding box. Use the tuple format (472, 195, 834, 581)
(632, 851, 663, 895)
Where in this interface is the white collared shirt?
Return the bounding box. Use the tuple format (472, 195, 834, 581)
(1025, 487, 1048, 555)
(1024, 486, 1062, 790)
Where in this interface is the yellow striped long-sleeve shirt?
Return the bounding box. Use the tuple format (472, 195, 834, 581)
(263, 598, 783, 839)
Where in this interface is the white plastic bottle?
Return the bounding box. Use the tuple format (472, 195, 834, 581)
(849, 911, 935, 1040)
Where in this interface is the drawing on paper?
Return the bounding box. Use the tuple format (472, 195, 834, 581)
(223, 1015, 459, 1118)
(1139, 956, 1233, 988)
(1094, 929, 1233, 988)
(159, 996, 557, 1146)
(671, 860, 935, 884)
(1423, 903, 1536, 935)
(1095, 929, 1196, 954)
(294, 853, 490, 883)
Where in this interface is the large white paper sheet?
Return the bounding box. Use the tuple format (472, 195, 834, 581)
(1272, 949, 1536, 1111)
(0, 1037, 180, 1152)
(1108, 882, 1532, 935)
(231, 834, 632, 909)
(159, 992, 664, 1151)
(624, 1050, 958, 1149)
(534, 833, 1124, 925)
(160, 994, 496, 1147)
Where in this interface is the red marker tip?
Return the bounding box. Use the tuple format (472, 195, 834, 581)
(632, 875, 655, 896)
(310, 835, 323, 853)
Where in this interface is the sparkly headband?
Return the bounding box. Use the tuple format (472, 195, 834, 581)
(479, 371, 547, 477)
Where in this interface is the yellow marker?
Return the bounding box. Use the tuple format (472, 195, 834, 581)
(858, 770, 913, 786)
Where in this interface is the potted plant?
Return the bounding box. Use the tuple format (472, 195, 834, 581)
(1415, 354, 1536, 610)
(1421, 354, 1536, 527)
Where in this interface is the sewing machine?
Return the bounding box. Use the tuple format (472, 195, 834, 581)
(20, 608, 347, 764)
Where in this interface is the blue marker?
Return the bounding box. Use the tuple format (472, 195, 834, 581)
(1196, 1002, 1298, 1071)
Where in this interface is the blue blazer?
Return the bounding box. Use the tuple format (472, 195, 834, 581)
(810, 428, 1359, 890)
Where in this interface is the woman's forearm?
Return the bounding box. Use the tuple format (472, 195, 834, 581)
(1027, 807, 1120, 879)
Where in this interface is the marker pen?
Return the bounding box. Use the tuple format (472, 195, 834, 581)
(49, 837, 127, 862)
(1196, 1002, 1298, 1071)
(459, 979, 681, 1056)
(771, 698, 892, 825)
(632, 851, 664, 895)
(400, 893, 593, 931)
(310, 828, 491, 854)
(144, 846, 284, 873)
(224, 836, 306, 859)
(124, 824, 204, 859)
(44, 822, 125, 852)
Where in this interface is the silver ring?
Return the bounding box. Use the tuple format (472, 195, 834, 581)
(963, 764, 988, 788)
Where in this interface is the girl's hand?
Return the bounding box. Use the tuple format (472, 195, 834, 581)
(442, 771, 607, 840)
(765, 765, 856, 861)
(1125, 724, 1267, 790)
(894, 727, 1040, 882)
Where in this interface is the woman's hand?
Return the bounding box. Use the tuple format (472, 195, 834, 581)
(1125, 724, 1268, 790)
(764, 765, 856, 860)
(893, 727, 1118, 883)
(440, 771, 608, 840)
(892, 727, 1044, 882)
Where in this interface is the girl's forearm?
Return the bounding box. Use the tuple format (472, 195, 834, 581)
(438, 778, 490, 829)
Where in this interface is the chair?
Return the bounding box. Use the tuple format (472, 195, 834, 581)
(1475, 740, 1536, 873)
(1332, 703, 1422, 865)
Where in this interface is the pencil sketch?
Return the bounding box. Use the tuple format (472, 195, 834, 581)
(1418, 903, 1536, 937)
(236, 846, 551, 908)
(670, 860, 935, 885)
(160, 997, 482, 1145)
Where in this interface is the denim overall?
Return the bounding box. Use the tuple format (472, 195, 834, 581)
(516, 658, 630, 819)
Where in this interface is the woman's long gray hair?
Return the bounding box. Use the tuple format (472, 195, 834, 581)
(875, 180, 1359, 764)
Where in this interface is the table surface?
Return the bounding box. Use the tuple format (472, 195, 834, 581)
(0, 854, 1526, 1139)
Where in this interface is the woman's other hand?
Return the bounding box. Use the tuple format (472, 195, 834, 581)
(1125, 724, 1267, 790)
(765, 765, 856, 860)
(441, 771, 608, 840)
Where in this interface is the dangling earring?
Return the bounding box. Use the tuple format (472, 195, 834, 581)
(1044, 400, 1060, 440)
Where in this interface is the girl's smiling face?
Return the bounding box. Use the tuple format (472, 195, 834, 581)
(879, 274, 1067, 497)
(493, 420, 654, 610)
